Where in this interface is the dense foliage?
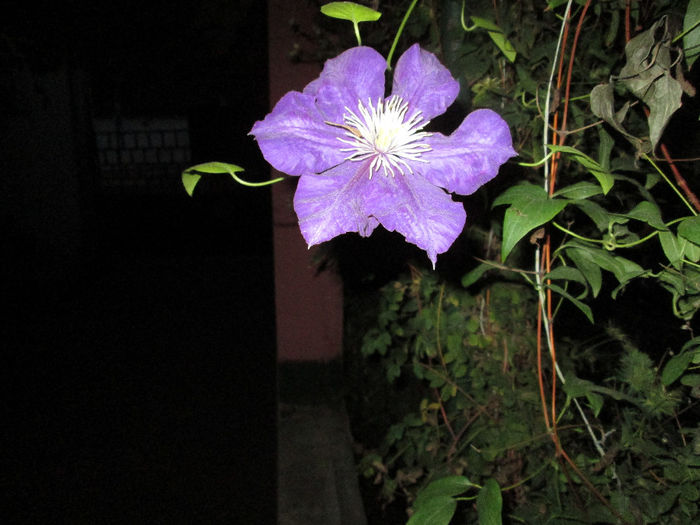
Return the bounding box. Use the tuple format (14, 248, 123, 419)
(333, 0, 700, 523)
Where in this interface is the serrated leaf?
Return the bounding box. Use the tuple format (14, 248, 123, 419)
(477, 479, 502, 525)
(493, 184, 568, 261)
(320, 2, 381, 23)
(683, 0, 700, 69)
(407, 495, 457, 525)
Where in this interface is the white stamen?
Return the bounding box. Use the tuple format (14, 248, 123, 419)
(333, 96, 432, 178)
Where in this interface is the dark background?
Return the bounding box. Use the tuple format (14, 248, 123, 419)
(2, 1, 276, 522)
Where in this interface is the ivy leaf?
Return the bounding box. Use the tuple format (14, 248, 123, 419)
(320, 2, 381, 23)
(683, 0, 700, 69)
(493, 184, 568, 261)
(477, 479, 503, 525)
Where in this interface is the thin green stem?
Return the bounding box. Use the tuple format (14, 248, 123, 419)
(229, 171, 284, 187)
(643, 153, 697, 216)
(353, 21, 362, 45)
(552, 221, 604, 244)
(460, 0, 477, 31)
(386, 0, 419, 69)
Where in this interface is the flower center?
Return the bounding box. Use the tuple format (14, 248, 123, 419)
(331, 96, 432, 178)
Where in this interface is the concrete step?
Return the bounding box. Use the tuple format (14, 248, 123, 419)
(278, 403, 367, 525)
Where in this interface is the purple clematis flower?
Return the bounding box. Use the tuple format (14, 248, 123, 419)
(250, 44, 516, 267)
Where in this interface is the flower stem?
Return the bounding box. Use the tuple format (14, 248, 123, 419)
(229, 171, 284, 187)
(386, 0, 419, 70)
(353, 21, 362, 46)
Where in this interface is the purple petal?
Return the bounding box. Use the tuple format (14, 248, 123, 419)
(294, 161, 379, 246)
(303, 47, 387, 123)
(422, 109, 516, 195)
(391, 44, 459, 121)
(249, 91, 347, 176)
(365, 172, 466, 267)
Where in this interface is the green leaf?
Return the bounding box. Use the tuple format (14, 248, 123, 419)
(462, 262, 491, 288)
(598, 126, 615, 172)
(545, 266, 588, 288)
(659, 231, 684, 269)
(591, 246, 644, 283)
(181, 162, 247, 196)
(547, 145, 615, 194)
(181, 171, 201, 197)
(413, 476, 474, 509)
(185, 161, 245, 175)
(683, 0, 700, 69)
(182, 161, 282, 190)
(573, 199, 611, 232)
(662, 351, 696, 386)
(623, 200, 668, 231)
(678, 215, 700, 245)
(320, 2, 381, 23)
(681, 374, 700, 387)
(567, 246, 603, 297)
(477, 479, 502, 525)
(493, 184, 568, 261)
(407, 495, 457, 525)
(553, 182, 603, 200)
(546, 282, 594, 323)
(469, 16, 517, 63)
